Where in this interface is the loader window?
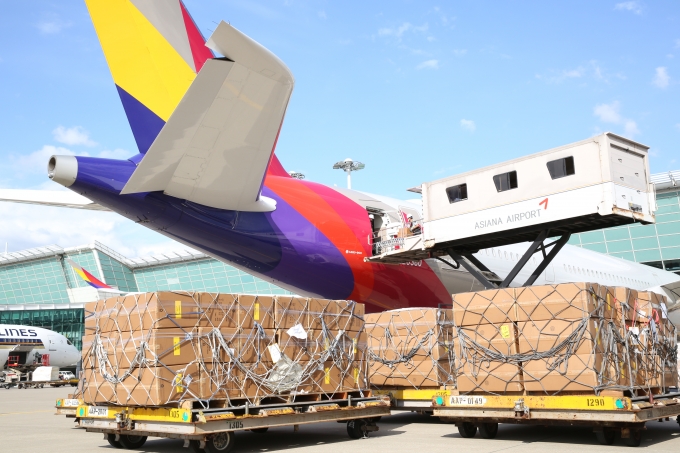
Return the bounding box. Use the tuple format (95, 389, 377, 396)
(493, 171, 518, 192)
(546, 156, 575, 179)
(446, 183, 468, 203)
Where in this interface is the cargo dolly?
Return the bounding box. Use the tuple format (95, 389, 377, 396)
(72, 395, 390, 452)
(55, 397, 84, 417)
(430, 392, 680, 447)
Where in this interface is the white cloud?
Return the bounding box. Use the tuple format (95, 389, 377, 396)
(453, 49, 467, 56)
(318, 10, 326, 19)
(653, 67, 670, 88)
(36, 17, 72, 34)
(593, 101, 639, 137)
(8, 143, 133, 177)
(378, 22, 428, 40)
(614, 1, 642, 14)
(14, 145, 76, 174)
(460, 119, 476, 132)
(594, 101, 622, 123)
(53, 126, 97, 147)
(0, 202, 190, 259)
(416, 59, 439, 70)
(676, 39, 680, 48)
(676, 123, 680, 130)
(624, 120, 640, 136)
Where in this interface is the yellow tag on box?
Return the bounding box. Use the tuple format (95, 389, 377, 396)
(175, 300, 182, 319)
(254, 302, 260, 321)
(173, 337, 181, 355)
(500, 324, 510, 338)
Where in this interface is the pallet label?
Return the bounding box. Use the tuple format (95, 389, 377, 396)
(449, 396, 487, 406)
(64, 399, 80, 407)
(87, 406, 109, 417)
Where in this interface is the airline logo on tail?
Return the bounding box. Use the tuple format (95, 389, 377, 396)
(66, 259, 112, 290)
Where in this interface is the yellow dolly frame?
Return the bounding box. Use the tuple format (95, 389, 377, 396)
(70, 396, 390, 452)
(376, 389, 680, 447)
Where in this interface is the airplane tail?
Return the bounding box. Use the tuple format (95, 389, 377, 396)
(85, 0, 213, 155)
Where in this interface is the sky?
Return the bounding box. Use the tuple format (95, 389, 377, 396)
(0, 0, 678, 257)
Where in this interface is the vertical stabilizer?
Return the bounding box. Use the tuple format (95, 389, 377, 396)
(85, 0, 214, 154)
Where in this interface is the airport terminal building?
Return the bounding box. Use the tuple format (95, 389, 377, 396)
(0, 242, 291, 349)
(568, 170, 680, 275)
(0, 169, 678, 349)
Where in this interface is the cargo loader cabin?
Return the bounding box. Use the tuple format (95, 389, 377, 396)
(367, 133, 656, 290)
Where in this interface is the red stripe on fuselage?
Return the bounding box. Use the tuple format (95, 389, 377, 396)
(265, 177, 451, 311)
(265, 176, 375, 302)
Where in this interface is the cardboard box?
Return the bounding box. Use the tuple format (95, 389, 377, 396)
(310, 299, 365, 332)
(279, 329, 366, 364)
(517, 318, 605, 356)
(522, 353, 603, 392)
(456, 363, 523, 393)
(238, 295, 275, 329)
(452, 288, 515, 326)
(368, 359, 441, 388)
(515, 283, 602, 322)
(83, 363, 203, 405)
(454, 321, 522, 393)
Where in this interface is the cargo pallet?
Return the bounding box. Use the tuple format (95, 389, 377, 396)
(379, 388, 680, 447)
(68, 394, 390, 451)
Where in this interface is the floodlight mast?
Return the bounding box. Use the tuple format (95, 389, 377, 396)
(288, 171, 305, 180)
(332, 158, 365, 189)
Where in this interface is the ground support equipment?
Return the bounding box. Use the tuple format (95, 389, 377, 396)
(430, 392, 680, 447)
(56, 397, 84, 417)
(73, 395, 390, 451)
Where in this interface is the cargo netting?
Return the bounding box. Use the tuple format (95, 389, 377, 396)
(365, 308, 455, 389)
(80, 292, 367, 407)
(365, 283, 678, 396)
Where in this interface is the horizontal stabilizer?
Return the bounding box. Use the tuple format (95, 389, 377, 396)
(120, 21, 294, 212)
(0, 189, 109, 211)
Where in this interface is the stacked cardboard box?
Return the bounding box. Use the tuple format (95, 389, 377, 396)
(365, 308, 454, 388)
(450, 283, 678, 395)
(82, 292, 366, 406)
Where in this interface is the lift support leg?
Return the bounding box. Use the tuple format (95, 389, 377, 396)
(445, 230, 571, 290)
(447, 249, 497, 290)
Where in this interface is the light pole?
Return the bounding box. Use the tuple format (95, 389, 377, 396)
(332, 158, 365, 189)
(288, 171, 305, 180)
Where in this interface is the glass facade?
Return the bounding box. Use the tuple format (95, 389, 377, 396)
(0, 258, 71, 305)
(569, 188, 680, 275)
(0, 242, 292, 350)
(0, 309, 84, 350)
(134, 259, 289, 295)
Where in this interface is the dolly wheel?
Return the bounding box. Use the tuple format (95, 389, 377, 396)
(118, 435, 147, 449)
(106, 434, 122, 449)
(478, 423, 498, 439)
(250, 428, 269, 433)
(595, 428, 616, 445)
(206, 432, 235, 453)
(457, 422, 477, 438)
(624, 429, 642, 447)
(347, 419, 368, 439)
(189, 440, 204, 452)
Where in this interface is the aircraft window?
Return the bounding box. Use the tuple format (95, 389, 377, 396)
(446, 183, 468, 203)
(493, 171, 518, 192)
(546, 156, 575, 179)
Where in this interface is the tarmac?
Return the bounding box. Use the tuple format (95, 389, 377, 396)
(2, 386, 680, 452)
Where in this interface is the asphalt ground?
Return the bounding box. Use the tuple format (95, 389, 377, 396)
(2, 386, 680, 452)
